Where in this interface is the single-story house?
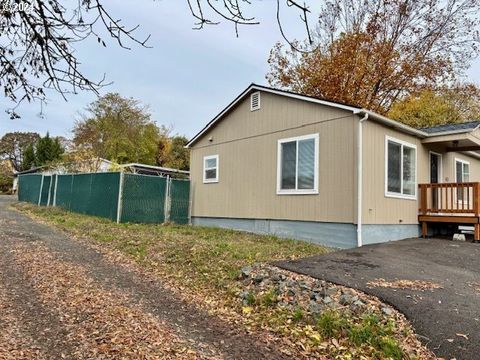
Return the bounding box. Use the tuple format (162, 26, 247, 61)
(186, 83, 480, 248)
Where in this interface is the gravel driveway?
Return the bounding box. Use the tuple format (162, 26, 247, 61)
(274, 237, 480, 359)
(0, 196, 289, 360)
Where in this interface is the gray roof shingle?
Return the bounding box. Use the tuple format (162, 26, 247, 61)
(420, 121, 480, 134)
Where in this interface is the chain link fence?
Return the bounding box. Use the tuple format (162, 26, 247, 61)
(17, 172, 190, 224)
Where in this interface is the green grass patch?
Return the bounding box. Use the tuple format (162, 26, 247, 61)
(13, 203, 326, 294)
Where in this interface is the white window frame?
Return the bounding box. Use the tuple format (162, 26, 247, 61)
(454, 158, 470, 203)
(203, 155, 219, 183)
(276, 133, 319, 195)
(429, 151, 443, 184)
(250, 91, 261, 111)
(384, 135, 417, 200)
(454, 158, 470, 183)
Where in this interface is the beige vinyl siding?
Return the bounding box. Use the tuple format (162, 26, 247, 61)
(362, 120, 480, 225)
(190, 91, 357, 223)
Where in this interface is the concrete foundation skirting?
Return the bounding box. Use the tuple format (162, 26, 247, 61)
(361, 224, 421, 245)
(192, 217, 421, 249)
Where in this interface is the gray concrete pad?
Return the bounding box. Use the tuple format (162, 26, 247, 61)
(274, 238, 480, 359)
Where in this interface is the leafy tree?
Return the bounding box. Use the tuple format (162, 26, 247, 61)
(35, 133, 65, 166)
(0, 160, 14, 193)
(0, 132, 40, 171)
(388, 84, 480, 128)
(156, 135, 190, 171)
(1, 1, 311, 118)
(267, 0, 480, 115)
(73, 93, 160, 164)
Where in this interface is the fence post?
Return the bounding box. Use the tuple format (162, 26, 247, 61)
(116, 171, 125, 224)
(46, 175, 53, 206)
(53, 174, 58, 206)
(164, 176, 171, 223)
(38, 175, 45, 206)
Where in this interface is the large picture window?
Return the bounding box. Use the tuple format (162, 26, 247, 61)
(277, 134, 319, 194)
(385, 136, 416, 199)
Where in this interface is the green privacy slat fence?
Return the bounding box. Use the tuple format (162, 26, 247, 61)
(120, 174, 167, 223)
(17, 172, 189, 225)
(170, 179, 190, 224)
(17, 174, 43, 204)
(55, 174, 74, 210)
(39, 176, 51, 206)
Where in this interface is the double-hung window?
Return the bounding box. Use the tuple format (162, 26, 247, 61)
(203, 155, 219, 183)
(277, 133, 319, 194)
(385, 136, 416, 199)
(455, 158, 470, 201)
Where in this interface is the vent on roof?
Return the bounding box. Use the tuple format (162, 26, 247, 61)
(250, 91, 260, 111)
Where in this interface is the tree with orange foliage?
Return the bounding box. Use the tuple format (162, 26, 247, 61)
(267, 0, 480, 116)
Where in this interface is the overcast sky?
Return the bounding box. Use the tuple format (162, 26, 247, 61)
(1, 1, 480, 139)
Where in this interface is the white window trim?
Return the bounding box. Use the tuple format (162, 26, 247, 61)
(429, 151, 443, 184)
(250, 91, 261, 111)
(454, 158, 470, 203)
(203, 154, 219, 183)
(276, 133, 319, 195)
(384, 135, 417, 200)
(454, 158, 470, 183)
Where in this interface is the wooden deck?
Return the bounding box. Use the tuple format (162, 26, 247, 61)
(418, 182, 480, 241)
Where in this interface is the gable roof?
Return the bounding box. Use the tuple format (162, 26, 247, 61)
(186, 84, 480, 147)
(420, 120, 480, 134)
(186, 83, 362, 147)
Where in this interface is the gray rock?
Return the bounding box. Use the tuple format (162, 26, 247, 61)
(324, 287, 337, 297)
(299, 282, 311, 291)
(308, 302, 324, 314)
(339, 294, 352, 305)
(240, 266, 253, 278)
(323, 296, 333, 304)
(239, 291, 251, 300)
(287, 288, 296, 297)
(253, 274, 264, 284)
(382, 306, 393, 316)
(353, 300, 365, 307)
(271, 273, 282, 282)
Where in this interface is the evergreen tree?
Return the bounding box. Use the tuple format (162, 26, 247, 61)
(21, 144, 36, 170)
(35, 133, 64, 166)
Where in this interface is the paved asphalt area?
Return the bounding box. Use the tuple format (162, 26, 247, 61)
(275, 238, 480, 360)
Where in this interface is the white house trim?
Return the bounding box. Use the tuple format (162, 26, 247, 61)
(384, 135, 418, 201)
(203, 155, 219, 183)
(276, 133, 319, 195)
(429, 151, 443, 184)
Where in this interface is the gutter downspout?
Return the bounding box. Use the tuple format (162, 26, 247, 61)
(357, 112, 369, 247)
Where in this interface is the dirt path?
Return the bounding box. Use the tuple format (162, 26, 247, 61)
(0, 196, 289, 360)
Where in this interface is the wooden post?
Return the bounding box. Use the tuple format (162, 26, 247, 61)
(422, 222, 428, 239)
(475, 183, 480, 217)
(419, 184, 427, 215)
(475, 223, 480, 242)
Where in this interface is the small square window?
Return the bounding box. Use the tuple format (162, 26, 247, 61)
(203, 155, 219, 183)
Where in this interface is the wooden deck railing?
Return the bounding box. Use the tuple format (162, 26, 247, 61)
(418, 182, 480, 216)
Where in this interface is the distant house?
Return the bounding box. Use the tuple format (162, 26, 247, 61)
(120, 163, 190, 179)
(186, 84, 480, 248)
